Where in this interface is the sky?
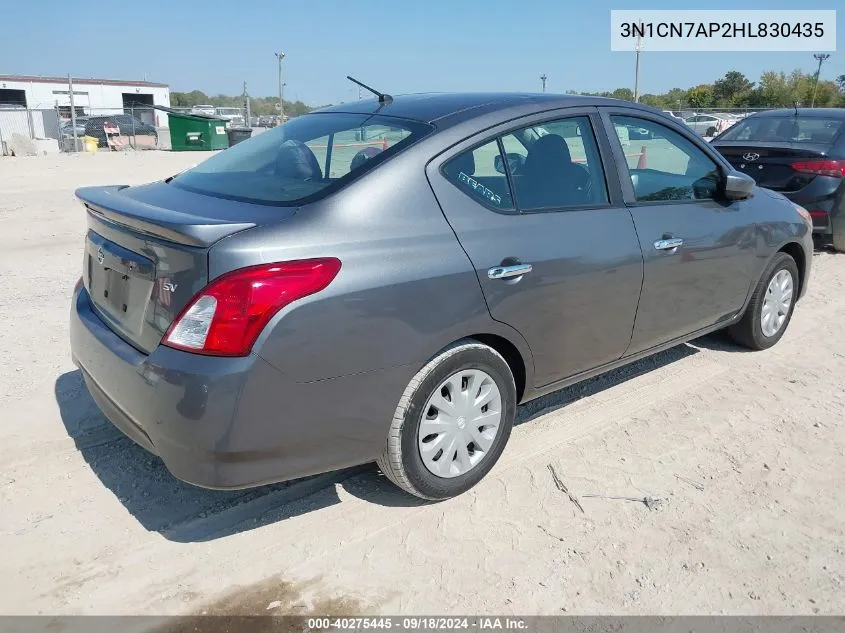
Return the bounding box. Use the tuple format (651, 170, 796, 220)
(0, 0, 841, 105)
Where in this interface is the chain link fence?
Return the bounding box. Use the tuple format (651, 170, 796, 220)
(1, 103, 251, 154)
(0, 107, 60, 155)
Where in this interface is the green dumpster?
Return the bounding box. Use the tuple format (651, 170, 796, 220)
(167, 112, 229, 151)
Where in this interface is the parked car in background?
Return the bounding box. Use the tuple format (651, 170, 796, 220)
(685, 113, 737, 137)
(70, 94, 812, 501)
(190, 104, 216, 117)
(83, 115, 158, 148)
(662, 110, 689, 126)
(249, 116, 260, 127)
(712, 108, 845, 251)
(215, 107, 245, 127)
(257, 115, 275, 127)
(60, 117, 88, 138)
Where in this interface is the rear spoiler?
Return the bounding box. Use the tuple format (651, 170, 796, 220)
(76, 185, 255, 248)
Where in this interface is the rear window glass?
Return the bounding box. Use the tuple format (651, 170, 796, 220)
(718, 116, 844, 144)
(171, 113, 431, 205)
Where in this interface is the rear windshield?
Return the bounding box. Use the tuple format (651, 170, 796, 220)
(717, 115, 844, 144)
(171, 113, 432, 205)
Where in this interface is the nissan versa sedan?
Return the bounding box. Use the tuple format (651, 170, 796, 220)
(70, 93, 813, 500)
(712, 108, 845, 251)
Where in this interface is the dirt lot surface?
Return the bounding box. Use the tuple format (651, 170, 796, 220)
(1, 152, 844, 618)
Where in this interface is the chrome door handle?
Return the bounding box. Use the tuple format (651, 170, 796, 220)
(488, 263, 533, 280)
(654, 238, 684, 251)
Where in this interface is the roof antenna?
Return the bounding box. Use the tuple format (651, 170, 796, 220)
(346, 76, 393, 104)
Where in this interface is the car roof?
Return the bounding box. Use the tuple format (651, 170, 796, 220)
(749, 108, 845, 119)
(312, 92, 658, 127)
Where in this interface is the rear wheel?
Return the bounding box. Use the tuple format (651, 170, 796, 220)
(728, 252, 798, 350)
(377, 340, 516, 500)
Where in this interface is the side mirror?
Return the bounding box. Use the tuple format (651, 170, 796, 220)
(724, 170, 755, 200)
(494, 152, 526, 175)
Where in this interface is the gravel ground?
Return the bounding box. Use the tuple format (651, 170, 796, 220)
(1, 152, 844, 618)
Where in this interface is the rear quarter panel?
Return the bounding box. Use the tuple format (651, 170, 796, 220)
(208, 147, 535, 384)
(749, 187, 813, 295)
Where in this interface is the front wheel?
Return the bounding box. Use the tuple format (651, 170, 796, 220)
(728, 252, 799, 350)
(377, 340, 517, 500)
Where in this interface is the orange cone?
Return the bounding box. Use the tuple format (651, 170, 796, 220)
(637, 145, 647, 169)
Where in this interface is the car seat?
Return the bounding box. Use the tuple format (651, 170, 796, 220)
(275, 139, 322, 180)
(518, 134, 591, 208)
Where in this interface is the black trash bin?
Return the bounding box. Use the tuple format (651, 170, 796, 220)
(226, 127, 253, 147)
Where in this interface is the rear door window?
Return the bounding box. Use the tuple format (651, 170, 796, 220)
(508, 116, 609, 210)
(442, 140, 514, 211)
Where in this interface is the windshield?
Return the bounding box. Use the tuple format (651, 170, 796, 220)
(717, 115, 844, 144)
(171, 112, 432, 205)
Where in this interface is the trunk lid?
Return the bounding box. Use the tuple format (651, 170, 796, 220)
(77, 182, 294, 354)
(713, 141, 831, 193)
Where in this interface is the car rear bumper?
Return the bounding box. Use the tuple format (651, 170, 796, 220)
(70, 287, 410, 489)
(779, 181, 845, 238)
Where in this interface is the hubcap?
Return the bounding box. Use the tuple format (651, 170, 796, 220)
(418, 369, 502, 478)
(761, 269, 794, 338)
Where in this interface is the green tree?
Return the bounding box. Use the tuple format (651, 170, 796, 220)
(610, 88, 634, 101)
(170, 90, 211, 107)
(686, 85, 713, 108)
(663, 87, 687, 111)
(712, 71, 755, 106)
(639, 94, 666, 108)
(752, 71, 791, 106)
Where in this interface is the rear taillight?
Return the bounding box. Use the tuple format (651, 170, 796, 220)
(809, 209, 829, 218)
(790, 160, 845, 178)
(163, 258, 341, 357)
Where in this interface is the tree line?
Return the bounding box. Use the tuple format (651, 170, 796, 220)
(172, 68, 845, 117)
(170, 90, 317, 117)
(573, 69, 845, 110)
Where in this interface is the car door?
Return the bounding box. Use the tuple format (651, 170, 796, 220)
(684, 116, 701, 135)
(599, 109, 757, 355)
(426, 109, 644, 388)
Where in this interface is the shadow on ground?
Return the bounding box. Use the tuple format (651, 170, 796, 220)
(55, 338, 726, 542)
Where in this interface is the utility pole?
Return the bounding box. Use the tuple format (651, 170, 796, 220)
(811, 53, 831, 107)
(243, 81, 250, 128)
(633, 31, 643, 103)
(68, 74, 78, 151)
(540, 74, 547, 93)
(275, 51, 285, 122)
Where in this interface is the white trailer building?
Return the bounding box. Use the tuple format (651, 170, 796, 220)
(0, 75, 171, 128)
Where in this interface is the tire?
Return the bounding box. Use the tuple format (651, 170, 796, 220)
(728, 252, 799, 350)
(832, 232, 845, 253)
(377, 339, 517, 500)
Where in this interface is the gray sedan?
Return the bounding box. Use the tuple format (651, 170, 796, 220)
(70, 93, 812, 500)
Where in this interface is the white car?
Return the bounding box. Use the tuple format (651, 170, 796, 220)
(215, 107, 246, 128)
(190, 104, 216, 117)
(684, 113, 735, 137)
(662, 110, 689, 125)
